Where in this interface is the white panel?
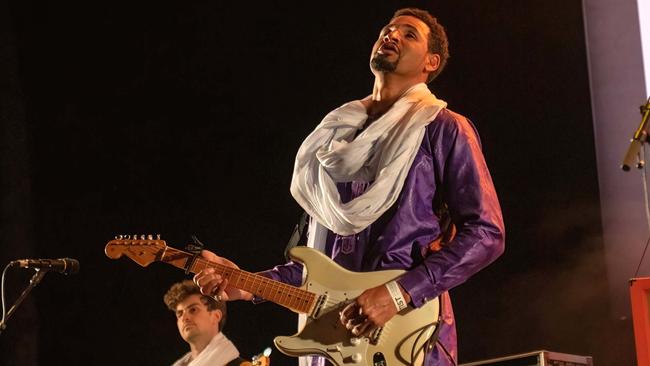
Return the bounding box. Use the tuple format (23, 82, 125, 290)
(639, 0, 650, 93)
(584, 0, 648, 317)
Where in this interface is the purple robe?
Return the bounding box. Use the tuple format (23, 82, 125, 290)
(262, 108, 505, 365)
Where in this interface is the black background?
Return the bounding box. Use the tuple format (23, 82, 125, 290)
(0, 0, 636, 365)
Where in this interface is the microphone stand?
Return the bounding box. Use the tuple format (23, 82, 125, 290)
(622, 96, 650, 171)
(0, 268, 48, 334)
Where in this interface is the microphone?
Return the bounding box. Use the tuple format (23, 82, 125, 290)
(622, 97, 650, 171)
(11, 258, 80, 275)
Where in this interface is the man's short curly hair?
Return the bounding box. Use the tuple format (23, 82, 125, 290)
(392, 7, 450, 83)
(163, 279, 227, 331)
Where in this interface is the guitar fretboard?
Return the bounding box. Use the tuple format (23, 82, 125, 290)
(161, 247, 316, 314)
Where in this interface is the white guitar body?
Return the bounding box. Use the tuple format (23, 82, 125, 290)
(274, 247, 440, 366)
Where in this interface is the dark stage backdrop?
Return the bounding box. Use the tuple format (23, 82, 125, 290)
(0, 0, 636, 365)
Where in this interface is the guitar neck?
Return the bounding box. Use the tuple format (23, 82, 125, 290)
(160, 246, 316, 314)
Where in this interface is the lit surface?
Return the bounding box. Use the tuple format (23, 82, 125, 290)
(640, 0, 650, 93)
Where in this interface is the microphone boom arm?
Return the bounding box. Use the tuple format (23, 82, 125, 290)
(0, 267, 48, 334)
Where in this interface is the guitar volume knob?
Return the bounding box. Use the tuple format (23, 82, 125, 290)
(351, 353, 362, 363)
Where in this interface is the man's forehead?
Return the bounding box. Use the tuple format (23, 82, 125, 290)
(387, 15, 428, 32)
(176, 295, 203, 311)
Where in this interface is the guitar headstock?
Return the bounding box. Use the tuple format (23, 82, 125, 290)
(249, 347, 272, 366)
(105, 234, 167, 267)
(250, 356, 270, 366)
(240, 355, 270, 366)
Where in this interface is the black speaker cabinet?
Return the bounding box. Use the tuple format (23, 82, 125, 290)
(460, 350, 594, 366)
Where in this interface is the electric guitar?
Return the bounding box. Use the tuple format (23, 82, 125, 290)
(104, 236, 440, 366)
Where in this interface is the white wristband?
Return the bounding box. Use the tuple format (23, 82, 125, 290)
(385, 280, 408, 311)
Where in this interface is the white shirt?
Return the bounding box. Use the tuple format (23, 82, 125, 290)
(171, 332, 240, 366)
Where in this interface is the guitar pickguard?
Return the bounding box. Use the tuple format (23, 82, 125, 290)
(273, 247, 440, 366)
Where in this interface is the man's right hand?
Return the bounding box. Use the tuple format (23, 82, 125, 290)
(193, 249, 254, 302)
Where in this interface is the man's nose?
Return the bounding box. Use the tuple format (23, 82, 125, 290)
(383, 29, 399, 43)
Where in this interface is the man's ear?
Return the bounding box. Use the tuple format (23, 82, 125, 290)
(213, 309, 223, 325)
(425, 53, 441, 73)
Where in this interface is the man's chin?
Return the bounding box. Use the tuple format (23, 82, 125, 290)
(182, 328, 198, 340)
(371, 55, 397, 73)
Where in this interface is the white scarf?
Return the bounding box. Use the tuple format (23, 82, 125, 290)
(171, 332, 240, 366)
(290, 83, 447, 236)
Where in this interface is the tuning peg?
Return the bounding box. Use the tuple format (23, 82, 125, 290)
(124, 234, 131, 239)
(115, 235, 123, 240)
(156, 234, 161, 240)
(147, 234, 153, 240)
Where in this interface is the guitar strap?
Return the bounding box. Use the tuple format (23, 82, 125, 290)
(425, 194, 457, 364)
(184, 235, 205, 274)
(429, 187, 456, 252)
(285, 184, 455, 255)
(283, 210, 309, 261)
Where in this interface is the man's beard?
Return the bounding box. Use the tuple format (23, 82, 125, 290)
(371, 54, 397, 72)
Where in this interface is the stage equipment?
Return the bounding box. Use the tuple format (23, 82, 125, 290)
(0, 257, 79, 334)
(12, 258, 79, 275)
(460, 350, 593, 366)
(631, 277, 650, 366)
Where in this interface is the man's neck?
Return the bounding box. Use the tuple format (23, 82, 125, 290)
(189, 332, 219, 360)
(368, 74, 426, 118)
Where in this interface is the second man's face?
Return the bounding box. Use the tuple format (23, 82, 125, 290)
(370, 15, 433, 80)
(175, 294, 220, 343)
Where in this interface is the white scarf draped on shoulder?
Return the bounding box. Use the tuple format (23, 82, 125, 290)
(290, 83, 447, 236)
(171, 332, 239, 366)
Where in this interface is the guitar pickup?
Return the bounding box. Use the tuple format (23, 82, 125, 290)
(369, 326, 383, 345)
(311, 294, 328, 318)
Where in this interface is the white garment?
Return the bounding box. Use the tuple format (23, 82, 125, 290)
(171, 332, 240, 366)
(295, 84, 446, 366)
(290, 83, 446, 236)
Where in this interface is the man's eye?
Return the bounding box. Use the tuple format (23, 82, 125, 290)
(407, 33, 416, 39)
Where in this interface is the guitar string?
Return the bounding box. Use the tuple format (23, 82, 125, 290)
(163, 247, 316, 313)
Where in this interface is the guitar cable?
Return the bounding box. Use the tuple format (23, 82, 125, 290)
(0, 262, 12, 332)
(412, 298, 449, 366)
